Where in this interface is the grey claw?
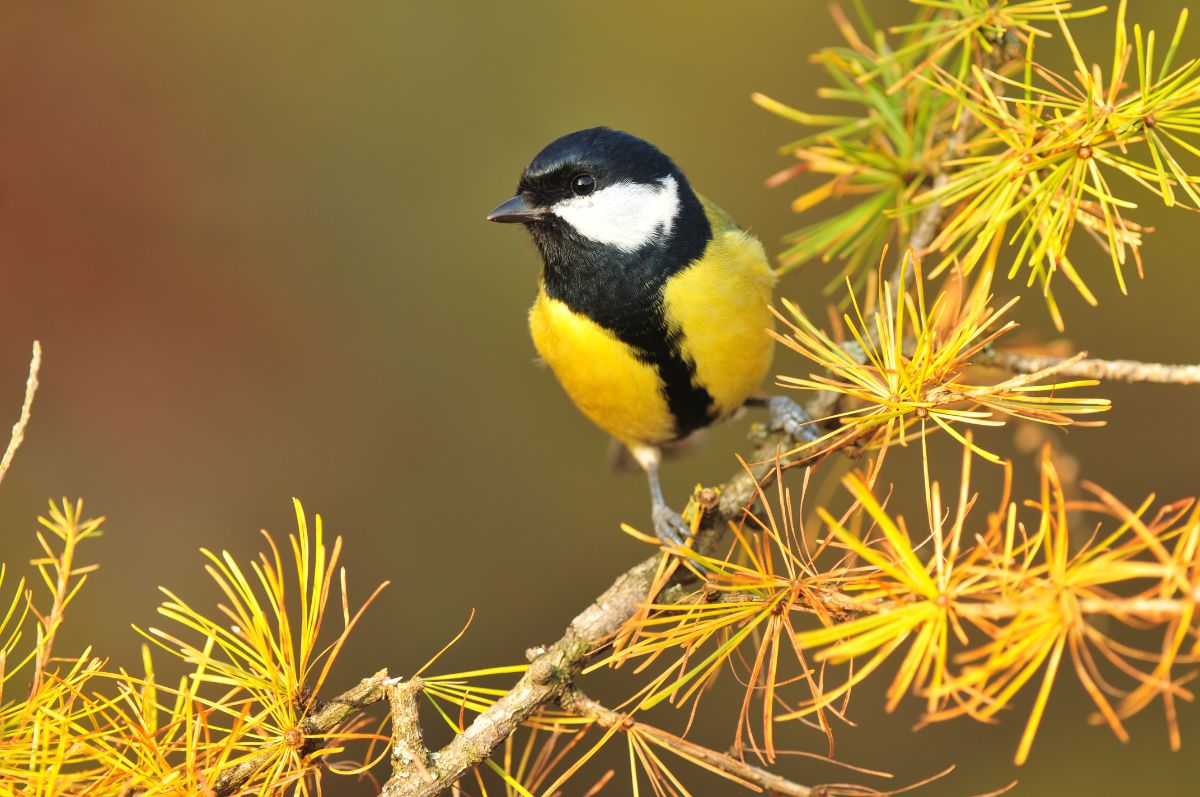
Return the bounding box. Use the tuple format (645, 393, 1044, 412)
(766, 396, 820, 443)
(651, 503, 694, 548)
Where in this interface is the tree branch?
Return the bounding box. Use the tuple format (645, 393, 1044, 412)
(976, 348, 1200, 386)
(197, 411, 828, 795)
(200, 327, 1200, 796)
(380, 421, 821, 797)
(379, 545, 693, 795)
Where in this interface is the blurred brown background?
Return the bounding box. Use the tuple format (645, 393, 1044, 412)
(1, 2, 1198, 794)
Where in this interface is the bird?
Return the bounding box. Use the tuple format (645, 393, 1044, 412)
(487, 127, 813, 547)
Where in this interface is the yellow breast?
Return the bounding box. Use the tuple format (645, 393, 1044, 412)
(663, 199, 777, 419)
(529, 291, 677, 447)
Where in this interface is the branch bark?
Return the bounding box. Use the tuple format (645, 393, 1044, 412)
(388, 677, 435, 787)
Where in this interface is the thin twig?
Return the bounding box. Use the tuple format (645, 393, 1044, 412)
(716, 587, 1200, 623)
(890, 107, 975, 294)
(976, 348, 1200, 386)
(0, 341, 41, 489)
(892, 39, 1020, 291)
(560, 689, 817, 797)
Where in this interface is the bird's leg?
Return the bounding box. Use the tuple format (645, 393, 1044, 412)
(745, 396, 820, 443)
(630, 444, 693, 548)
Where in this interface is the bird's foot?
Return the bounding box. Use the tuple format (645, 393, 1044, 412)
(651, 502, 694, 549)
(765, 396, 820, 443)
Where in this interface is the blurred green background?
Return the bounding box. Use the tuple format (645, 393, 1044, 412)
(1, 2, 1198, 794)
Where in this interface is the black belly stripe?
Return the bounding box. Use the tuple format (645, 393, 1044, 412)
(642, 320, 714, 440)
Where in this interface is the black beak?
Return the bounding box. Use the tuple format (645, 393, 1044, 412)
(487, 194, 547, 223)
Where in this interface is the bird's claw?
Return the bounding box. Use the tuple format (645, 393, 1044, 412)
(765, 396, 820, 443)
(651, 503, 694, 549)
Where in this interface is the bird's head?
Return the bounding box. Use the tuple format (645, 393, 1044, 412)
(487, 127, 700, 256)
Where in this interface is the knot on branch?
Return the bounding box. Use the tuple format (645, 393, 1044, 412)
(388, 676, 432, 780)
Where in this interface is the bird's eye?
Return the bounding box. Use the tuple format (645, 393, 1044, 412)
(571, 173, 596, 196)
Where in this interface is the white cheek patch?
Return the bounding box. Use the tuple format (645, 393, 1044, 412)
(550, 175, 680, 252)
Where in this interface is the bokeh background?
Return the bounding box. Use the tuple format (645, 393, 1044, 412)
(1, 2, 1198, 794)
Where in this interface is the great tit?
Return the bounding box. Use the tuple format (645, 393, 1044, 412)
(488, 127, 812, 546)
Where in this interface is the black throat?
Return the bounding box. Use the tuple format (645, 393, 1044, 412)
(531, 187, 715, 440)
